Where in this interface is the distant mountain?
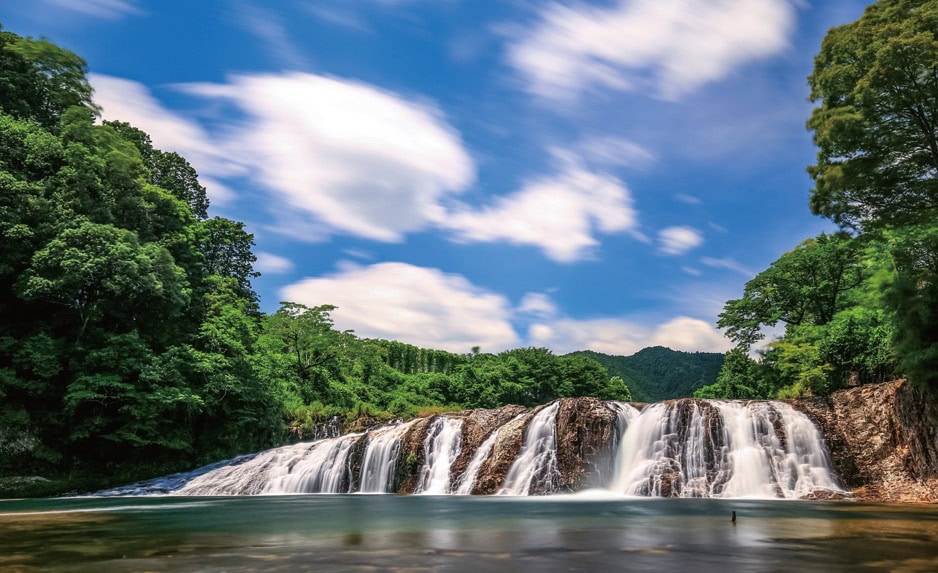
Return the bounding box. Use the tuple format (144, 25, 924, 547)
(570, 347, 725, 403)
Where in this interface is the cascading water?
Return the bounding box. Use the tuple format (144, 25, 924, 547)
(175, 433, 362, 496)
(498, 402, 561, 496)
(607, 401, 640, 442)
(265, 433, 360, 494)
(113, 396, 843, 500)
(454, 413, 526, 495)
(359, 420, 417, 493)
(609, 400, 842, 498)
(415, 417, 464, 494)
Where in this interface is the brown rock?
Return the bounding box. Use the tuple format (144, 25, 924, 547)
(790, 380, 938, 504)
(449, 405, 528, 489)
(472, 405, 545, 494)
(555, 397, 618, 491)
(395, 417, 432, 494)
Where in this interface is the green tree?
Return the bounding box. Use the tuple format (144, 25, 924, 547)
(718, 233, 863, 350)
(0, 27, 96, 127)
(807, 0, 938, 229)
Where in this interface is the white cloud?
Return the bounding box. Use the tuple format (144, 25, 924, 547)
(255, 251, 295, 275)
(235, 3, 309, 69)
(442, 156, 640, 262)
(681, 266, 701, 277)
(302, 4, 369, 31)
(658, 226, 703, 255)
(517, 292, 558, 319)
(700, 256, 755, 277)
(44, 0, 140, 19)
(568, 136, 655, 168)
(528, 315, 731, 355)
(280, 262, 520, 353)
(184, 72, 475, 242)
(99, 73, 646, 262)
(507, 0, 796, 101)
(675, 193, 701, 205)
(90, 74, 243, 204)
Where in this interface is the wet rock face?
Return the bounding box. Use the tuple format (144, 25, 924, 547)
(790, 380, 938, 503)
(449, 405, 527, 486)
(555, 398, 618, 491)
(472, 406, 545, 494)
(345, 435, 369, 493)
(395, 418, 432, 494)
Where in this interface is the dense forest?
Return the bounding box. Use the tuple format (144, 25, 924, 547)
(698, 0, 938, 400)
(0, 23, 633, 493)
(572, 348, 724, 402)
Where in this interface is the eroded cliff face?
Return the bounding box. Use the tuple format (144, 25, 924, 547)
(555, 398, 618, 491)
(791, 380, 938, 503)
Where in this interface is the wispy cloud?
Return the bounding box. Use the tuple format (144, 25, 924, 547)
(675, 193, 701, 205)
(255, 252, 295, 275)
(90, 74, 243, 204)
(700, 256, 755, 277)
(281, 262, 520, 353)
(441, 152, 642, 263)
(182, 72, 475, 242)
(506, 0, 796, 102)
(43, 0, 141, 19)
(235, 2, 309, 69)
(657, 226, 703, 256)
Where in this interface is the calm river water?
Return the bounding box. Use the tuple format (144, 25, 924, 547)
(1, 494, 937, 572)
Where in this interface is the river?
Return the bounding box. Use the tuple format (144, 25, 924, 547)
(2, 495, 937, 572)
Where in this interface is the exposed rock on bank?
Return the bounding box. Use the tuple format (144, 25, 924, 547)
(791, 380, 938, 503)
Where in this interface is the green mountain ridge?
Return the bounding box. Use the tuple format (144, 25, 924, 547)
(569, 347, 725, 402)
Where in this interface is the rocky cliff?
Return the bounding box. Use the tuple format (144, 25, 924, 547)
(791, 380, 938, 503)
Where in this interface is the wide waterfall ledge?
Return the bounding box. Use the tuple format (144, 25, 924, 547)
(100, 398, 847, 499)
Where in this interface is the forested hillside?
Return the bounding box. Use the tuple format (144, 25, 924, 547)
(572, 348, 724, 402)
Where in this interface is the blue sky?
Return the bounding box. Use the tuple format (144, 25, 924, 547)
(4, 0, 871, 355)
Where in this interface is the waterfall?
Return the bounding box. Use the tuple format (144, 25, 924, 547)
(610, 400, 842, 498)
(498, 402, 560, 496)
(454, 413, 525, 495)
(359, 420, 416, 493)
(118, 396, 843, 500)
(265, 433, 360, 494)
(415, 417, 464, 494)
(175, 433, 362, 496)
(607, 401, 640, 441)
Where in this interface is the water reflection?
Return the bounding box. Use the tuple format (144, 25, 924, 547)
(0, 496, 936, 572)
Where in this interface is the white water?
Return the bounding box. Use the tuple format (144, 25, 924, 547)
(607, 401, 640, 440)
(175, 433, 362, 496)
(359, 420, 417, 493)
(415, 417, 464, 494)
(127, 396, 841, 500)
(454, 413, 526, 495)
(265, 433, 360, 494)
(610, 400, 842, 498)
(498, 403, 561, 496)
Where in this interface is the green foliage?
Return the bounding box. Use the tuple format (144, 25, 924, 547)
(798, 0, 938, 392)
(718, 233, 863, 350)
(807, 0, 938, 230)
(575, 347, 724, 402)
(0, 26, 278, 486)
(694, 348, 761, 400)
(0, 26, 96, 128)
